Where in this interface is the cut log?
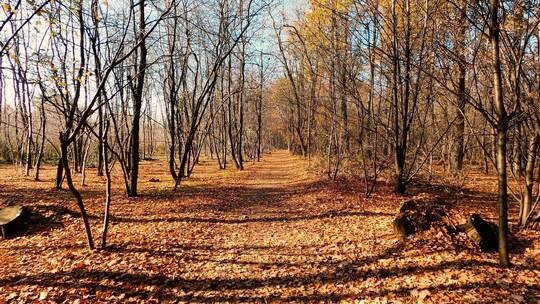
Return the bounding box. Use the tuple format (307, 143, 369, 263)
(0, 205, 27, 238)
(460, 213, 498, 252)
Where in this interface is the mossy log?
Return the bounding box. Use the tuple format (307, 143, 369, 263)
(459, 213, 498, 252)
(0, 205, 27, 238)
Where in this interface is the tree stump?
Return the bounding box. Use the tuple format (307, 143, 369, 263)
(399, 199, 418, 213)
(0, 205, 27, 238)
(392, 200, 448, 238)
(459, 214, 498, 252)
(393, 213, 416, 238)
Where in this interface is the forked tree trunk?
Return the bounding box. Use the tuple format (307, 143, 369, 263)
(60, 135, 94, 250)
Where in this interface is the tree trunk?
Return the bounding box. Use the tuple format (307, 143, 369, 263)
(80, 139, 91, 186)
(452, 7, 467, 174)
(391, 0, 408, 195)
(97, 107, 104, 177)
(55, 160, 63, 189)
(128, 0, 147, 197)
(227, 76, 240, 169)
(490, 0, 510, 267)
(520, 133, 538, 226)
(24, 125, 32, 176)
(34, 101, 46, 181)
(60, 135, 94, 250)
(495, 128, 510, 267)
(101, 129, 111, 248)
(394, 147, 406, 194)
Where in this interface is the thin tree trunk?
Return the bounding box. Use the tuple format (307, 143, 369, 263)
(34, 100, 46, 181)
(520, 133, 538, 226)
(391, 0, 406, 194)
(80, 138, 91, 186)
(60, 135, 94, 250)
(97, 107, 104, 176)
(101, 128, 112, 248)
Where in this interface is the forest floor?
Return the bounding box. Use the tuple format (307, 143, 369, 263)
(0, 151, 539, 303)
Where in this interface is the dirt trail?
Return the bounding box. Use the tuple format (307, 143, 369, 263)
(0, 151, 539, 302)
(228, 150, 312, 187)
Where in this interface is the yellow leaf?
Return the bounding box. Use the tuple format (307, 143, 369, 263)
(2, 2, 11, 13)
(9, 53, 16, 59)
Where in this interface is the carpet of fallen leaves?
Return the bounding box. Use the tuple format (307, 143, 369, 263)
(0, 150, 539, 303)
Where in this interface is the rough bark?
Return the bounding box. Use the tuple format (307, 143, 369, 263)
(490, 0, 511, 268)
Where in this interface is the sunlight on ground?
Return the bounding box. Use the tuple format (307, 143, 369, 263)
(0, 151, 539, 303)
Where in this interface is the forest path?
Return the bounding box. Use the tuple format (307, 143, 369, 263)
(224, 150, 311, 188)
(0, 150, 399, 302)
(1, 151, 538, 302)
(102, 150, 399, 302)
(204, 150, 317, 214)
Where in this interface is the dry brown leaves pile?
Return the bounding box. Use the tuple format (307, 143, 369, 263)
(0, 151, 539, 303)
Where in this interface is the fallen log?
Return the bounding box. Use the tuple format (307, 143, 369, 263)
(0, 205, 27, 238)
